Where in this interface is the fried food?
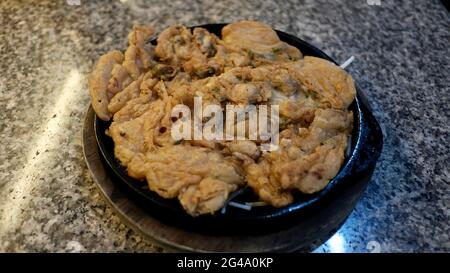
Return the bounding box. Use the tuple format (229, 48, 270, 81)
(268, 109, 352, 194)
(222, 20, 302, 64)
(179, 178, 239, 216)
(293, 56, 356, 109)
(88, 50, 124, 121)
(123, 25, 155, 79)
(88, 21, 356, 216)
(155, 25, 224, 79)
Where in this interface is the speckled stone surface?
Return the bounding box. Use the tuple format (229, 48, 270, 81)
(0, 0, 448, 252)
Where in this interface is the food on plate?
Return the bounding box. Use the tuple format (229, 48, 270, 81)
(88, 20, 356, 216)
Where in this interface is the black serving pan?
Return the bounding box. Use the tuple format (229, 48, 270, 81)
(94, 24, 383, 235)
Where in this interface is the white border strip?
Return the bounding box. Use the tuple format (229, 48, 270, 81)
(340, 55, 355, 69)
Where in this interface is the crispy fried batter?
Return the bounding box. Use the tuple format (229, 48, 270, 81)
(245, 160, 294, 207)
(155, 25, 226, 80)
(108, 75, 143, 114)
(179, 178, 238, 216)
(266, 109, 352, 195)
(142, 145, 244, 215)
(88, 21, 356, 216)
(268, 134, 348, 194)
(89, 25, 155, 121)
(289, 56, 356, 109)
(222, 20, 302, 64)
(123, 25, 155, 79)
(108, 64, 133, 95)
(88, 50, 124, 121)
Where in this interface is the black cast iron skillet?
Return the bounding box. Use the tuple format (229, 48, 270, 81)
(94, 23, 383, 235)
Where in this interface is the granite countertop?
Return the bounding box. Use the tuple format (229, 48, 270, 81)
(0, 0, 448, 252)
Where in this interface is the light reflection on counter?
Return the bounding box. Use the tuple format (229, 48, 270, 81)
(314, 230, 348, 253)
(0, 70, 83, 235)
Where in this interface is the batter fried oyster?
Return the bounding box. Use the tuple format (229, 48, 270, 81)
(88, 21, 356, 216)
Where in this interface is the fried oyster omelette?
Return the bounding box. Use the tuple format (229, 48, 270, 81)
(88, 21, 356, 216)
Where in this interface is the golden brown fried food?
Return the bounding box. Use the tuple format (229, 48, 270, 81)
(155, 25, 193, 64)
(143, 145, 244, 210)
(108, 99, 166, 166)
(108, 75, 143, 114)
(267, 108, 352, 195)
(88, 50, 124, 121)
(222, 20, 302, 64)
(179, 178, 238, 216)
(245, 160, 294, 207)
(275, 134, 348, 194)
(155, 25, 224, 79)
(123, 25, 155, 79)
(290, 56, 356, 109)
(108, 64, 133, 95)
(88, 21, 356, 216)
(89, 25, 155, 121)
